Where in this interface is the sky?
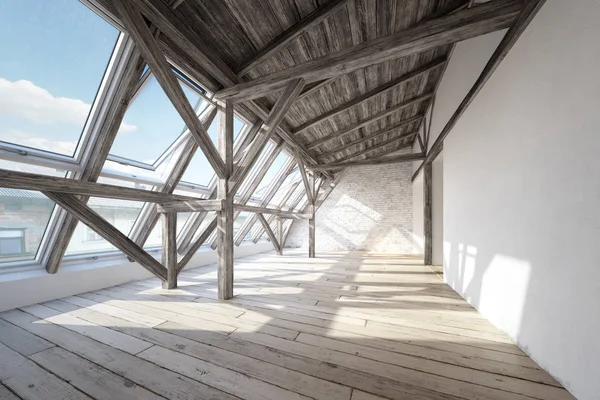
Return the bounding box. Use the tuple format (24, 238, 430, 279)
(0, 0, 247, 187)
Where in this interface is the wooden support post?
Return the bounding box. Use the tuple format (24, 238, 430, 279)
(308, 170, 316, 258)
(162, 212, 177, 289)
(217, 100, 235, 300)
(424, 163, 433, 265)
(277, 218, 284, 255)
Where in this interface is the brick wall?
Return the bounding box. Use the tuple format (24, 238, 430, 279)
(286, 161, 414, 253)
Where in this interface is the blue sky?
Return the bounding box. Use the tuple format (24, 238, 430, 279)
(0, 0, 247, 187)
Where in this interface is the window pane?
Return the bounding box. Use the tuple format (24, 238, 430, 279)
(180, 116, 245, 187)
(0, 161, 64, 264)
(0, 0, 119, 156)
(109, 75, 201, 164)
(65, 198, 144, 256)
(270, 166, 300, 206)
(251, 151, 290, 200)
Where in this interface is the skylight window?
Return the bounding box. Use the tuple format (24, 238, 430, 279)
(108, 74, 202, 165)
(0, 0, 119, 157)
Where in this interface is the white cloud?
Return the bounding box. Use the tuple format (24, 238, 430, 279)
(118, 122, 137, 134)
(0, 78, 137, 133)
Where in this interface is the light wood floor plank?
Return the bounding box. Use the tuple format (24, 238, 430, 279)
(41, 299, 351, 400)
(0, 383, 20, 400)
(0, 310, 240, 400)
(0, 251, 574, 400)
(0, 342, 91, 400)
(29, 347, 165, 400)
(0, 319, 54, 357)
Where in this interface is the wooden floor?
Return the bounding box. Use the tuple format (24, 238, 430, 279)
(0, 251, 574, 400)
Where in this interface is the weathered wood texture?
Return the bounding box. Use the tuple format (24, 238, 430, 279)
(234, 204, 311, 220)
(0, 251, 574, 400)
(217, 100, 235, 300)
(256, 213, 282, 254)
(312, 152, 425, 171)
(424, 163, 433, 265)
(44, 192, 167, 281)
(215, 0, 523, 101)
(162, 212, 178, 289)
(113, 0, 227, 178)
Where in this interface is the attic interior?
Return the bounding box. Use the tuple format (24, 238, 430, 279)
(0, 0, 598, 399)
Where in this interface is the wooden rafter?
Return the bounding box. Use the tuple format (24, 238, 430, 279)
(44, 192, 167, 281)
(412, 0, 546, 181)
(332, 132, 417, 164)
(215, 0, 523, 101)
(294, 154, 314, 204)
(236, 0, 352, 76)
(312, 152, 425, 170)
(292, 57, 446, 136)
(306, 94, 431, 151)
(113, 0, 227, 178)
(318, 115, 423, 160)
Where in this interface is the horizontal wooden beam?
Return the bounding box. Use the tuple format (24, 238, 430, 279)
(307, 93, 431, 150)
(157, 199, 224, 213)
(318, 115, 423, 160)
(236, 0, 351, 76)
(234, 204, 311, 219)
(292, 57, 446, 136)
(334, 132, 417, 163)
(312, 152, 426, 170)
(214, 0, 523, 101)
(0, 169, 208, 204)
(412, 0, 546, 181)
(44, 192, 167, 281)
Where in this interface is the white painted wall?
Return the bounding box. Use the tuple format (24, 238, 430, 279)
(412, 174, 424, 254)
(287, 161, 414, 253)
(443, 1, 600, 398)
(0, 242, 272, 312)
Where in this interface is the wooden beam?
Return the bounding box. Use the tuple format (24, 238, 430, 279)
(236, 0, 351, 76)
(0, 169, 211, 204)
(333, 132, 417, 164)
(308, 170, 315, 258)
(277, 217, 284, 255)
(44, 192, 167, 281)
(424, 163, 433, 265)
(318, 115, 423, 160)
(214, 0, 523, 101)
(312, 152, 425, 170)
(256, 214, 281, 254)
(295, 155, 314, 204)
(113, 0, 227, 178)
(234, 204, 311, 219)
(162, 212, 177, 289)
(216, 99, 235, 300)
(296, 79, 334, 101)
(156, 199, 224, 213)
(130, 107, 218, 247)
(413, 0, 546, 181)
(307, 94, 431, 150)
(41, 41, 145, 274)
(292, 58, 446, 136)
(177, 218, 216, 274)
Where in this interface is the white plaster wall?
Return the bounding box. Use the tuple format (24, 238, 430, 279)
(0, 242, 273, 312)
(287, 162, 413, 253)
(443, 1, 600, 398)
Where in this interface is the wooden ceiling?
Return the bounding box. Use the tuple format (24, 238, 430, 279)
(93, 0, 523, 167)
